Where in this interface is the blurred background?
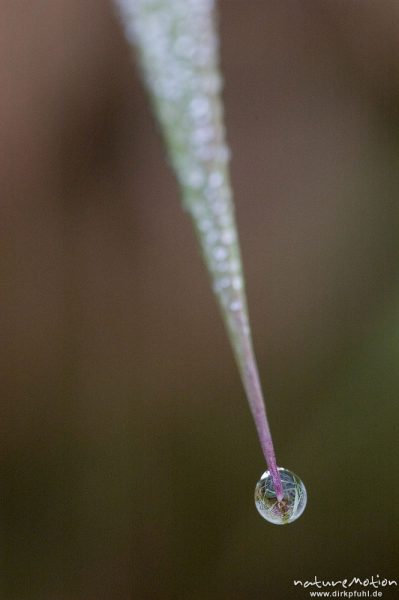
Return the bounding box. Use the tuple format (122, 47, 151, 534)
(1, 1, 399, 598)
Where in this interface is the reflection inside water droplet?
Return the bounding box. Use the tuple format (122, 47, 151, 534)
(254, 467, 307, 525)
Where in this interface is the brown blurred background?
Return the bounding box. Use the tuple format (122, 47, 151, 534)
(1, 1, 399, 599)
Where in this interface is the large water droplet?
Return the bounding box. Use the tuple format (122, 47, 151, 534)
(254, 467, 307, 525)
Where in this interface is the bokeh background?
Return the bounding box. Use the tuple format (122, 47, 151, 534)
(1, 1, 399, 598)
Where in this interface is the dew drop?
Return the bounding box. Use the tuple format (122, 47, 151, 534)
(254, 467, 307, 525)
(192, 126, 214, 145)
(190, 97, 210, 119)
(211, 201, 228, 216)
(231, 276, 242, 290)
(208, 171, 224, 189)
(213, 246, 228, 261)
(220, 230, 235, 244)
(195, 145, 215, 161)
(230, 299, 242, 311)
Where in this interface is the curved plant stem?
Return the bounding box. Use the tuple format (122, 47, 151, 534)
(114, 0, 284, 500)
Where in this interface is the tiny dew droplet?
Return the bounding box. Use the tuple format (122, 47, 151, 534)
(254, 467, 307, 525)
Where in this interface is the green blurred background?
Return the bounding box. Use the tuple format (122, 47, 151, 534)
(1, 1, 398, 598)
